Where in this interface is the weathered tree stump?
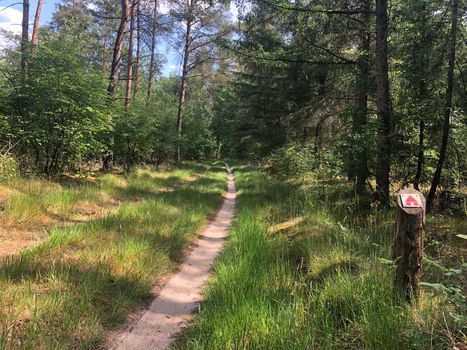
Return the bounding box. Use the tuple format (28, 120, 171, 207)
(393, 188, 425, 302)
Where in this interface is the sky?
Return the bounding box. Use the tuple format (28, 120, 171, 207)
(0, 0, 239, 76)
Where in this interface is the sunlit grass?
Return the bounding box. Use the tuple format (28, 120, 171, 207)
(175, 167, 464, 350)
(0, 164, 202, 231)
(0, 163, 227, 349)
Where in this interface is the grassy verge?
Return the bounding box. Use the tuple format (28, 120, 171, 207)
(0, 164, 227, 349)
(0, 164, 204, 257)
(0, 164, 203, 231)
(175, 167, 465, 350)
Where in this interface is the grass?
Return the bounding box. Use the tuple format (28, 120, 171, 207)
(0, 163, 228, 349)
(174, 167, 466, 350)
(0, 163, 205, 258)
(0, 164, 203, 230)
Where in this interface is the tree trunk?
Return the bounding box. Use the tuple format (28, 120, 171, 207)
(133, 0, 141, 99)
(147, 0, 158, 106)
(426, 0, 459, 211)
(414, 120, 424, 190)
(101, 33, 109, 73)
(176, 9, 193, 164)
(21, 0, 30, 74)
(393, 188, 425, 302)
(375, 0, 393, 205)
(216, 139, 222, 159)
(125, 0, 137, 110)
(31, 0, 43, 47)
(412, 2, 429, 191)
(108, 0, 130, 99)
(352, 0, 371, 195)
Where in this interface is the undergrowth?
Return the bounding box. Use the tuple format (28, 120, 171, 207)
(175, 167, 465, 350)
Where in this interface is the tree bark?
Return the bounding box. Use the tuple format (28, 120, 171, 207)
(352, 0, 371, 195)
(101, 32, 109, 73)
(375, 0, 393, 205)
(125, 0, 137, 110)
(133, 0, 141, 99)
(108, 0, 130, 99)
(414, 119, 424, 190)
(21, 0, 30, 74)
(31, 0, 43, 47)
(393, 188, 425, 302)
(426, 0, 459, 211)
(176, 3, 193, 163)
(412, 2, 429, 191)
(147, 0, 158, 106)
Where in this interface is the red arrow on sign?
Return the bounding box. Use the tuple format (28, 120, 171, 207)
(405, 195, 419, 207)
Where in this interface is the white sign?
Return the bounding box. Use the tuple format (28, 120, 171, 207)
(400, 194, 423, 208)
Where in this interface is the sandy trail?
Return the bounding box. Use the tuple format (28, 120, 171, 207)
(111, 168, 236, 350)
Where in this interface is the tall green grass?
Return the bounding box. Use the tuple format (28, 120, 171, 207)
(175, 168, 461, 350)
(0, 165, 227, 349)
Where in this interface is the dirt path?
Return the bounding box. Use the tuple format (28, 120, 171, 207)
(111, 168, 236, 350)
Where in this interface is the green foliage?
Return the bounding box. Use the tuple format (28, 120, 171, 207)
(112, 77, 216, 169)
(2, 36, 110, 175)
(421, 262, 467, 329)
(0, 154, 18, 180)
(181, 81, 216, 160)
(263, 142, 315, 177)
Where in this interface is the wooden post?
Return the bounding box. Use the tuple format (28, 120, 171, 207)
(393, 188, 425, 302)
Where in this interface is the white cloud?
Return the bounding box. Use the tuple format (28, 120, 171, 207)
(229, 2, 239, 23)
(159, 0, 170, 15)
(0, 6, 23, 49)
(0, 6, 23, 35)
(87, 3, 98, 11)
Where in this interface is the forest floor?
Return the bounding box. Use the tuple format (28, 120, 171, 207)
(174, 165, 466, 350)
(0, 163, 228, 349)
(0, 163, 465, 350)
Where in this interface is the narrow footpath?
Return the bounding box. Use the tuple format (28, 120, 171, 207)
(112, 167, 236, 350)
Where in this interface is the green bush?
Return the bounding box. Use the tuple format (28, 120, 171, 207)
(0, 154, 18, 180)
(263, 142, 315, 178)
(2, 36, 110, 176)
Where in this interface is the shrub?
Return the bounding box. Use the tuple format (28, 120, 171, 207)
(263, 143, 315, 178)
(0, 153, 18, 180)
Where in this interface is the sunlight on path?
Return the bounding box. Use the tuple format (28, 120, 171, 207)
(111, 167, 236, 350)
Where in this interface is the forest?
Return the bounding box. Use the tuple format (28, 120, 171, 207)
(0, 0, 465, 349)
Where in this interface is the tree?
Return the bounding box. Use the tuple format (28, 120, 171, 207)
(31, 0, 43, 47)
(125, 0, 138, 110)
(108, 0, 130, 99)
(21, 0, 30, 74)
(3, 36, 110, 175)
(351, 0, 371, 195)
(426, 0, 459, 211)
(171, 0, 230, 163)
(133, 0, 142, 98)
(146, 0, 158, 106)
(175, 0, 193, 163)
(375, 0, 392, 205)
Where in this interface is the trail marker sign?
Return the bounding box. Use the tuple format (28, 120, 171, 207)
(393, 188, 426, 302)
(400, 193, 422, 208)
